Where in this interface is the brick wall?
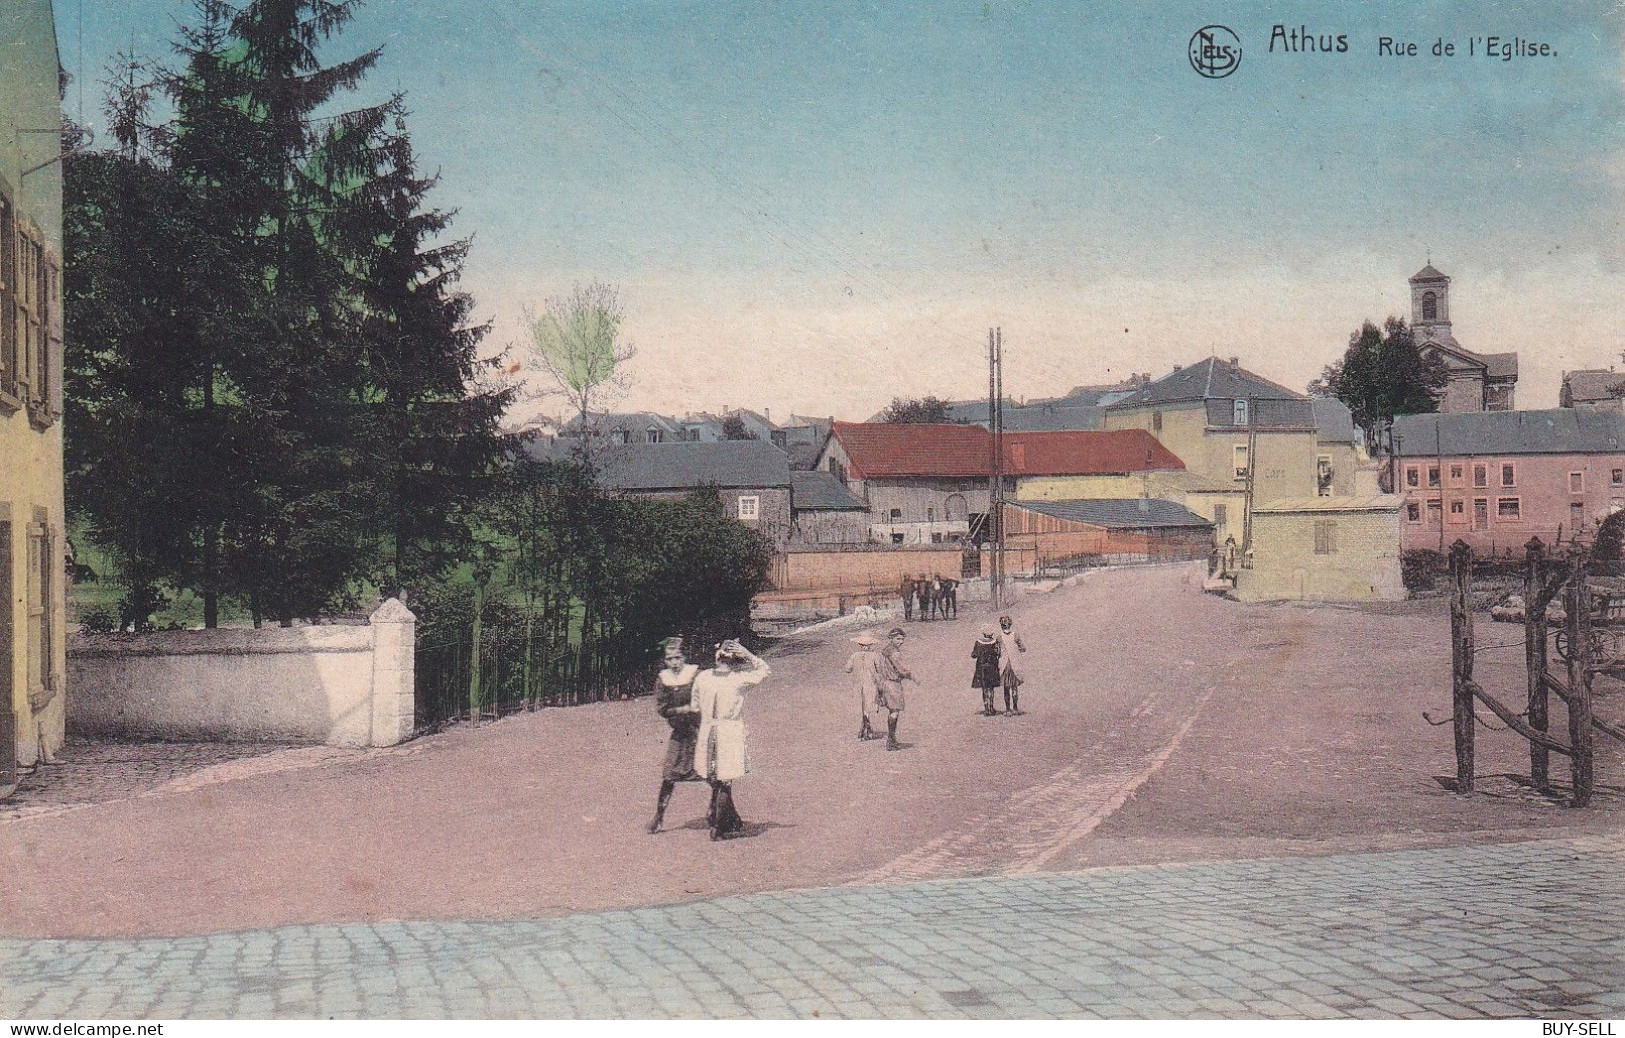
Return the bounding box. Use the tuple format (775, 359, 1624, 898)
(770, 545, 964, 592)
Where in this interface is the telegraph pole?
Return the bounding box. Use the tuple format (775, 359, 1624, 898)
(987, 327, 1005, 609)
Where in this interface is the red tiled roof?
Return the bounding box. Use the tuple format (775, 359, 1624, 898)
(831, 423, 1185, 478)
(1002, 430, 1185, 476)
(832, 422, 992, 478)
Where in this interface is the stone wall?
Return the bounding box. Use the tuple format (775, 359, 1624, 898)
(66, 599, 416, 747)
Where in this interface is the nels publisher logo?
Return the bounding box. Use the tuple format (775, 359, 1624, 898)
(1189, 25, 1242, 78)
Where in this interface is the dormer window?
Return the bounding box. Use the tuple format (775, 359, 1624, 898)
(614, 429, 631, 445)
(646, 427, 663, 444)
(1232, 399, 1248, 426)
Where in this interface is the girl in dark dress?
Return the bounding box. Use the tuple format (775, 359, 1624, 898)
(971, 626, 1003, 717)
(648, 637, 701, 833)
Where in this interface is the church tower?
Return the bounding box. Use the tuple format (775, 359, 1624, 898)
(1409, 264, 1452, 345)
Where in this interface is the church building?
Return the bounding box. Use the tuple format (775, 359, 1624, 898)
(1410, 264, 1518, 413)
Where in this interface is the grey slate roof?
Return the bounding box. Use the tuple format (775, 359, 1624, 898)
(524, 439, 791, 490)
(1393, 408, 1625, 458)
(1563, 369, 1625, 405)
(790, 471, 867, 511)
(1411, 264, 1449, 282)
(784, 441, 826, 471)
(1313, 398, 1361, 444)
(1105, 357, 1308, 410)
(1010, 498, 1213, 530)
(1425, 340, 1519, 380)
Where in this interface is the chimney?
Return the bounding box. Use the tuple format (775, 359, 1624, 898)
(1228, 356, 1239, 366)
(1173, 364, 1182, 372)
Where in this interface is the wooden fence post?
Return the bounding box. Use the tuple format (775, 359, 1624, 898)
(1449, 539, 1474, 793)
(1570, 552, 1595, 807)
(1525, 537, 1549, 791)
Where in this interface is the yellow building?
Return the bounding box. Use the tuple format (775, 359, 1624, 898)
(1234, 496, 1405, 603)
(1, 0, 66, 791)
(1102, 357, 1323, 504)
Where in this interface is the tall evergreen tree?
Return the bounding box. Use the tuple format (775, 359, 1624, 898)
(64, 54, 193, 629)
(333, 116, 515, 594)
(66, 0, 511, 627)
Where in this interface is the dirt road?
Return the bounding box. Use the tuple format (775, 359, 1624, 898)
(2, 563, 1618, 938)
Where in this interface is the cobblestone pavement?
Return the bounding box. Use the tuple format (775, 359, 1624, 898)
(0, 741, 361, 825)
(3, 835, 1620, 1019)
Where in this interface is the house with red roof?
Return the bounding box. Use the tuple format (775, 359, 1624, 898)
(815, 422, 1205, 546)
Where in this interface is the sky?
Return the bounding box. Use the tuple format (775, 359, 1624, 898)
(56, 0, 1625, 423)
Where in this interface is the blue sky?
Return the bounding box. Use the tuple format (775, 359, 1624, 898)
(58, 0, 1625, 420)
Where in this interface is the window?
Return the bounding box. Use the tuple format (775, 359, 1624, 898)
(1406, 466, 1420, 488)
(888, 507, 902, 521)
(737, 496, 759, 521)
(17, 230, 46, 417)
(1232, 399, 1248, 426)
(931, 533, 943, 544)
(1473, 464, 1488, 489)
(646, 428, 663, 444)
(1571, 501, 1585, 530)
(0, 193, 15, 402)
(926, 506, 935, 522)
(1427, 466, 1440, 488)
(1570, 471, 1585, 494)
(1450, 464, 1463, 482)
(1501, 463, 1516, 487)
(891, 533, 905, 545)
(1213, 504, 1227, 528)
(1426, 500, 1443, 528)
(1473, 499, 1489, 531)
(1152, 411, 1163, 432)
(613, 429, 630, 445)
(1313, 520, 1338, 555)
(1233, 445, 1249, 481)
(1497, 498, 1521, 521)
(1406, 502, 1421, 523)
(25, 518, 53, 704)
(1317, 456, 1333, 497)
(1422, 290, 1438, 322)
(1449, 499, 1465, 523)
(1614, 469, 1623, 487)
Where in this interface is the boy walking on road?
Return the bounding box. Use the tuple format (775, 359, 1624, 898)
(875, 627, 915, 750)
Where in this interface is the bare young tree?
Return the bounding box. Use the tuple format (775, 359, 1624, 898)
(525, 281, 635, 458)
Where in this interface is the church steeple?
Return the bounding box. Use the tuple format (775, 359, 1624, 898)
(1409, 263, 1451, 343)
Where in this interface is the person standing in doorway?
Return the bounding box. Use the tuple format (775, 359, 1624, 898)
(874, 627, 916, 750)
(693, 639, 772, 840)
(997, 614, 1027, 715)
(648, 637, 701, 833)
(845, 632, 884, 740)
(971, 626, 1002, 717)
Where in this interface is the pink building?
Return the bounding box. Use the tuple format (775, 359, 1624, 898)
(1393, 409, 1625, 556)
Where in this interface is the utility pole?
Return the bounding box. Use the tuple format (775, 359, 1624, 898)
(987, 327, 1005, 609)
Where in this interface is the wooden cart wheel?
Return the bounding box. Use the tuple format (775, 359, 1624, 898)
(1554, 629, 1570, 663)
